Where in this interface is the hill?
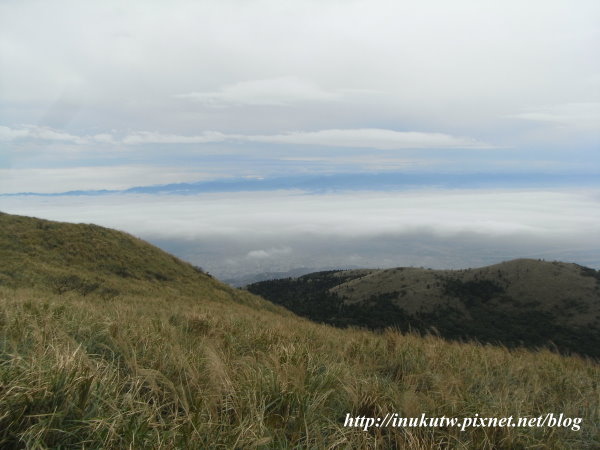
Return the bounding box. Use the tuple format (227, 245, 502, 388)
(247, 260, 600, 358)
(0, 212, 599, 448)
(0, 211, 268, 307)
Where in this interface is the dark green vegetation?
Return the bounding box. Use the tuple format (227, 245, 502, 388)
(1, 212, 599, 448)
(248, 261, 600, 358)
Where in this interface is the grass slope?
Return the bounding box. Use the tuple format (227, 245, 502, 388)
(248, 261, 600, 358)
(0, 212, 599, 448)
(0, 211, 271, 309)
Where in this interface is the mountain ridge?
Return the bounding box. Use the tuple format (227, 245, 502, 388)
(3, 171, 599, 196)
(247, 259, 600, 358)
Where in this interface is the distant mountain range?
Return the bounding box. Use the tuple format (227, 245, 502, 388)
(3, 171, 599, 196)
(247, 260, 600, 358)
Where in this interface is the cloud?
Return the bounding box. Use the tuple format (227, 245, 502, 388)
(0, 125, 115, 144)
(124, 128, 493, 149)
(244, 129, 493, 149)
(247, 247, 292, 259)
(91, 133, 117, 144)
(0, 125, 82, 143)
(2, 189, 598, 240)
(1, 0, 598, 153)
(122, 131, 227, 144)
(0, 126, 30, 141)
(2, 124, 493, 150)
(1, 189, 599, 277)
(510, 103, 600, 129)
(175, 77, 340, 107)
(30, 127, 85, 143)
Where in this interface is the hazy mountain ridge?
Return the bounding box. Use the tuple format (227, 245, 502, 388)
(247, 260, 600, 358)
(3, 171, 599, 197)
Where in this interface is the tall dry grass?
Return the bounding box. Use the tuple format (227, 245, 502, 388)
(0, 286, 598, 449)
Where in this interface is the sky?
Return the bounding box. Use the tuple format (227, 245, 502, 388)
(1, 0, 599, 279)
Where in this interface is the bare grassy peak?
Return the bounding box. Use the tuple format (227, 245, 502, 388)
(0, 211, 199, 276)
(0, 211, 277, 310)
(331, 259, 600, 323)
(248, 259, 600, 357)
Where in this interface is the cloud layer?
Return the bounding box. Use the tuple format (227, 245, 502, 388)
(0, 124, 492, 150)
(2, 189, 599, 277)
(509, 102, 600, 130)
(175, 77, 341, 106)
(243, 129, 492, 149)
(0, 125, 114, 144)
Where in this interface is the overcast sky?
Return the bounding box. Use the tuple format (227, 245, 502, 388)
(1, 0, 599, 191)
(1, 1, 599, 278)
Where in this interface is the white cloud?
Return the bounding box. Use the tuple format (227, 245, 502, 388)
(2, 0, 598, 142)
(3, 189, 599, 276)
(0, 125, 115, 144)
(510, 103, 600, 129)
(175, 77, 340, 107)
(30, 127, 85, 143)
(247, 247, 292, 259)
(2, 189, 598, 240)
(0, 125, 29, 141)
(1, 124, 492, 150)
(122, 130, 227, 144)
(123, 128, 493, 149)
(244, 129, 493, 149)
(91, 133, 117, 144)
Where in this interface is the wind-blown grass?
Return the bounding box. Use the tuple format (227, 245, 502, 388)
(0, 286, 598, 449)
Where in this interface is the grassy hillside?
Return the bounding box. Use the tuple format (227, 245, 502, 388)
(0, 212, 599, 448)
(0, 211, 273, 309)
(248, 261, 600, 358)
